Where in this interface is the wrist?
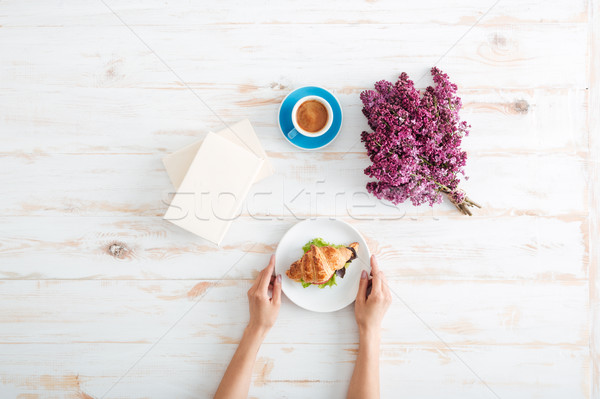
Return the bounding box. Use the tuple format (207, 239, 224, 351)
(358, 324, 381, 342)
(245, 323, 269, 341)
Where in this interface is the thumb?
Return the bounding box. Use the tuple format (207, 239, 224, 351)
(272, 274, 282, 304)
(356, 269, 368, 303)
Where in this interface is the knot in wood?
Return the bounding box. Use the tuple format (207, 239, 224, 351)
(513, 100, 529, 114)
(107, 242, 128, 259)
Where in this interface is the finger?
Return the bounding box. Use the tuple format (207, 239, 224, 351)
(258, 254, 276, 293)
(251, 264, 265, 288)
(251, 265, 268, 294)
(272, 274, 282, 304)
(356, 269, 369, 303)
(256, 255, 273, 287)
(370, 254, 380, 275)
(370, 255, 383, 293)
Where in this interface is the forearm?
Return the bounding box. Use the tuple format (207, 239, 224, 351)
(214, 325, 266, 399)
(347, 328, 381, 399)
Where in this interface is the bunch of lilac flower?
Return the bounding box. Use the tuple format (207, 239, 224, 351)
(360, 67, 480, 215)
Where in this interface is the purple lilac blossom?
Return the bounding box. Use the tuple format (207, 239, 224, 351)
(360, 68, 470, 207)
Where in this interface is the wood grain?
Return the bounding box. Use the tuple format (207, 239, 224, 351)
(0, 88, 587, 154)
(0, 279, 587, 346)
(0, 343, 588, 399)
(0, 151, 588, 217)
(0, 216, 588, 281)
(0, 0, 589, 26)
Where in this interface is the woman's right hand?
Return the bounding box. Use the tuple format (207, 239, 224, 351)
(246, 254, 281, 337)
(354, 255, 392, 334)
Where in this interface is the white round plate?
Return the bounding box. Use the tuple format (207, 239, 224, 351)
(275, 218, 371, 312)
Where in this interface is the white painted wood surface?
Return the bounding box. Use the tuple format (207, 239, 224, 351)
(0, 0, 596, 398)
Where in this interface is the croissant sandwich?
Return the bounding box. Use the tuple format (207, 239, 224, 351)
(286, 242, 359, 285)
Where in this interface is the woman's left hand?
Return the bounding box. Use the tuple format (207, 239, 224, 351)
(246, 254, 281, 335)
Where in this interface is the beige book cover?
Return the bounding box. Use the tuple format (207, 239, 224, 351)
(162, 119, 273, 190)
(163, 132, 264, 245)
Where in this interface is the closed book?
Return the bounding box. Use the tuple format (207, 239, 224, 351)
(163, 132, 263, 245)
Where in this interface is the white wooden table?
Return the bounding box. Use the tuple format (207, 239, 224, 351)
(1, 1, 599, 398)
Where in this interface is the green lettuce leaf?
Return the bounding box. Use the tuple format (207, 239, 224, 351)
(302, 237, 344, 253)
(299, 279, 312, 288)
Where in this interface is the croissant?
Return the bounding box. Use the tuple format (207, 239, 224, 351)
(286, 242, 359, 284)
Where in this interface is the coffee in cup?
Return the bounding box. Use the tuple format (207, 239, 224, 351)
(296, 100, 329, 133)
(287, 96, 334, 140)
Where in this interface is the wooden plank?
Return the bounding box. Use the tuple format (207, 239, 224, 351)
(0, 88, 588, 154)
(0, 279, 587, 346)
(0, 151, 588, 217)
(0, 0, 588, 26)
(0, 343, 588, 399)
(0, 216, 588, 281)
(0, 24, 587, 91)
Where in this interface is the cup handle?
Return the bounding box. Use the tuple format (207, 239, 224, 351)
(287, 128, 299, 140)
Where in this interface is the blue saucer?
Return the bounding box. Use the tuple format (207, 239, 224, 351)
(278, 86, 343, 150)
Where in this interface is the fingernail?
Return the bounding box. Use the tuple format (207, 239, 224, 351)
(276, 274, 282, 283)
(361, 270, 368, 279)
